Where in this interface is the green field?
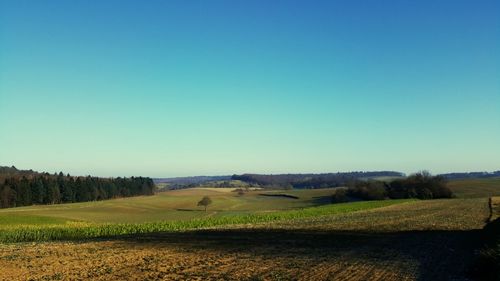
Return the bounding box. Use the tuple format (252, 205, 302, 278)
(0, 183, 494, 243)
(0, 188, 337, 226)
(448, 177, 500, 198)
(2, 178, 496, 227)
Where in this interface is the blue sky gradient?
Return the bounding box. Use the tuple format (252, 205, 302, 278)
(1, 0, 499, 177)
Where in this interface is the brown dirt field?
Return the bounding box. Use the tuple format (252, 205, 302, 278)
(0, 198, 489, 281)
(0, 230, 478, 281)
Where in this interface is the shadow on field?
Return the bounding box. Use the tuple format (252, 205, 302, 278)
(309, 195, 333, 205)
(113, 228, 482, 281)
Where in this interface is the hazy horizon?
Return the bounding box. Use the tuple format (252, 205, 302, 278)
(1, 0, 499, 177)
(2, 163, 499, 179)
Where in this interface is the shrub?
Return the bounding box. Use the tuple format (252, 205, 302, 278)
(387, 171, 453, 199)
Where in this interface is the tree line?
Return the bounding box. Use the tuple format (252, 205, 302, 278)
(0, 168, 156, 208)
(332, 171, 453, 202)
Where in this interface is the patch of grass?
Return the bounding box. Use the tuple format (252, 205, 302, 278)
(0, 214, 70, 226)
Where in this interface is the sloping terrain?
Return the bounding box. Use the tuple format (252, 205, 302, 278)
(0, 188, 336, 225)
(448, 177, 500, 198)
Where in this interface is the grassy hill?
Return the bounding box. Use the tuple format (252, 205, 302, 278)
(0, 188, 338, 226)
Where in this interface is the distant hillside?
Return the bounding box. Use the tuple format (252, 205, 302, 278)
(153, 176, 231, 185)
(439, 171, 500, 180)
(232, 171, 405, 189)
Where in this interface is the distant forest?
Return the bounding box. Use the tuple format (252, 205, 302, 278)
(154, 170, 500, 190)
(0, 166, 155, 209)
(232, 171, 404, 189)
(154, 176, 231, 185)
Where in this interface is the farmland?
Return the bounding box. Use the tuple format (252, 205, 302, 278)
(0, 188, 410, 243)
(447, 177, 500, 198)
(0, 183, 495, 281)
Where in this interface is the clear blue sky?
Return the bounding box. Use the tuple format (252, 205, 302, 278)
(1, 0, 499, 177)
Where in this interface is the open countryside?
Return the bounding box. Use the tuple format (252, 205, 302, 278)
(1, 0, 499, 280)
(0, 174, 499, 280)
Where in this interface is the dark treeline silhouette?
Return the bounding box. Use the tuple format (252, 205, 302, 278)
(387, 172, 452, 199)
(342, 171, 453, 201)
(0, 166, 156, 209)
(0, 166, 36, 182)
(232, 171, 404, 189)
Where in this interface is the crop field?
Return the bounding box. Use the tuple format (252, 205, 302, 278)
(259, 198, 489, 232)
(448, 177, 500, 198)
(2, 187, 407, 243)
(0, 194, 492, 280)
(0, 199, 409, 243)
